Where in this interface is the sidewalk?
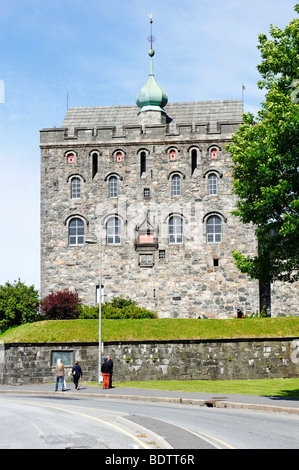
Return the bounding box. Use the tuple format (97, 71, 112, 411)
(1, 382, 299, 415)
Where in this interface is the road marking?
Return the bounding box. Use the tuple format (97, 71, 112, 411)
(25, 400, 129, 416)
(0, 398, 149, 449)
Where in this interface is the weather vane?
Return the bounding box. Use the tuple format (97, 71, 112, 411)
(147, 13, 156, 51)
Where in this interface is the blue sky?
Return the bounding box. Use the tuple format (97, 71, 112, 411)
(0, 0, 296, 292)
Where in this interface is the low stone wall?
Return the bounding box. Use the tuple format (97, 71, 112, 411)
(1, 337, 299, 385)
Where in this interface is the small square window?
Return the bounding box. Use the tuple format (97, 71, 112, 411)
(159, 250, 166, 259)
(144, 188, 150, 198)
(213, 258, 219, 267)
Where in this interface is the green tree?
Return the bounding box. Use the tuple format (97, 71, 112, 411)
(227, 5, 299, 284)
(0, 280, 40, 333)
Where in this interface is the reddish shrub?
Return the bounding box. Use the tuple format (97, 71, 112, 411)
(40, 290, 80, 320)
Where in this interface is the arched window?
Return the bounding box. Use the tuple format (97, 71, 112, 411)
(208, 173, 217, 195)
(207, 215, 222, 243)
(211, 148, 218, 159)
(92, 152, 98, 179)
(191, 148, 197, 174)
(71, 177, 81, 199)
(109, 176, 118, 198)
(140, 151, 146, 176)
(169, 216, 183, 244)
(69, 218, 84, 245)
(67, 152, 75, 164)
(116, 152, 123, 163)
(172, 174, 181, 196)
(107, 216, 121, 245)
(169, 149, 176, 161)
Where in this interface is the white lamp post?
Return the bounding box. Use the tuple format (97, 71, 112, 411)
(85, 228, 103, 386)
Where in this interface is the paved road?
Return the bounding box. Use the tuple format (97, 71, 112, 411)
(1, 382, 299, 415)
(1, 386, 299, 449)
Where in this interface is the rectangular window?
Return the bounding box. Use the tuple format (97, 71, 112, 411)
(96, 285, 105, 304)
(144, 188, 150, 198)
(172, 175, 181, 196)
(159, 250, 166, 259)
(208, 174, 217, 195)
(109, 177, 118, 198)
(71, 178, 81, 198)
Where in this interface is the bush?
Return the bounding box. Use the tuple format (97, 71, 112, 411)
(40, 290, 80, 320)
(78, 297, 157, 319)
(0, 279, 40, 333)
(78, 304, 99, 319)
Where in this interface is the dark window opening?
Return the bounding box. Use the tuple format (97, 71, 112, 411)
(140, 152, 146, 176)
(213, 257, 219, 267)
(92, 153, 98, 179)
(144, 188, 150, 198)
(191, 149, 197, 174)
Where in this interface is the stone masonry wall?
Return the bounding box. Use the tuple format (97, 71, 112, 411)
(1, 338, 299, 385)
(40, 113, 260, 318)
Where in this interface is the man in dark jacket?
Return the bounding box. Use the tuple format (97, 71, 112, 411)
(107, 356, 113, 388)
(101, 357, 110, 389)
(71, 361, 83, 390)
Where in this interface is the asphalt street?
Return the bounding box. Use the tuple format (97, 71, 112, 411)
(1, 382, 299, 415)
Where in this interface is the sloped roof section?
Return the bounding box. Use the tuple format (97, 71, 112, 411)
(61, 100, 243, 130)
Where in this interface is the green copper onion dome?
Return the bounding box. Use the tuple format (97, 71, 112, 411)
(135, 49, 168, 111)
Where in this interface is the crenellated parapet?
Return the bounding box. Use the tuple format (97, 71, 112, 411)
(40, 101, 243, 146)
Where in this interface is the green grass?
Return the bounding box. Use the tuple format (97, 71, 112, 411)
(1, 317, 299, 343)
(2, 318, 299, 399)
(84, 378, 299, 398)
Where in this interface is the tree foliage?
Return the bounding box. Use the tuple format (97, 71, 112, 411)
(40, 290, 81, 320)
(227, 6, 299, 284)
(0, 280, 40, 333)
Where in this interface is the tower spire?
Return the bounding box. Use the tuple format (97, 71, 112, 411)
(135, 14, 168, 124)
(147, 13, 155, 53)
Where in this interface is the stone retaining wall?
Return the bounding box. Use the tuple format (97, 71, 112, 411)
(1, 338, 299, 385)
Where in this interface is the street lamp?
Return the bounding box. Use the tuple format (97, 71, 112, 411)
(85, 229, 103, 386)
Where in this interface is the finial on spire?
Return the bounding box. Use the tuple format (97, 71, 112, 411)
(147, 13, 155, 56)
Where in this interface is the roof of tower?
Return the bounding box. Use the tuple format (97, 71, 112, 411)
(61, 100, 243, 129)
(135, 48, 168, 111)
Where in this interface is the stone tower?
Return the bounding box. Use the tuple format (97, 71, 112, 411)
(40, 28, 262, 318)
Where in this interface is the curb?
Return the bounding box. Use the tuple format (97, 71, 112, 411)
(0, 389, 298, 415)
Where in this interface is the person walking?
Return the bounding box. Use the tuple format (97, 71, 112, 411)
(71, 360, 83, 390)
(107, 355, 114, 388)
(55, 359, 65, 391)
(101, 358, 110, 389)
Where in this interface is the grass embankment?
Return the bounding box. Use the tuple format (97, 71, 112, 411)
(0, 316, 299, 343)
(1, 317, 299, 398)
